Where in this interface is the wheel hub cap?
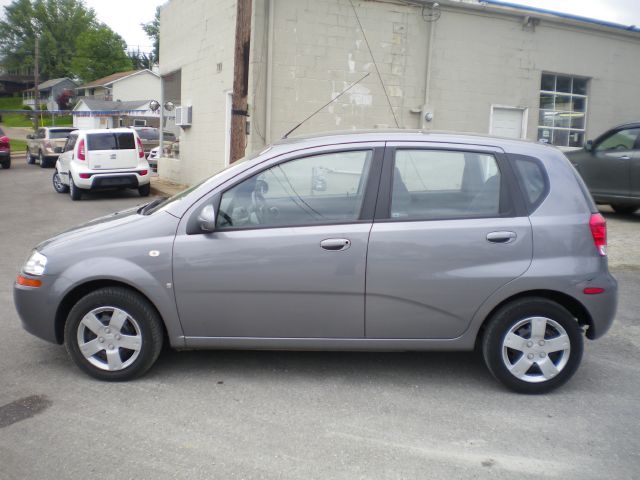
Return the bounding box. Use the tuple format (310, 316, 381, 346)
(76, 307, 142, 371)
(501, 316, 571, 383)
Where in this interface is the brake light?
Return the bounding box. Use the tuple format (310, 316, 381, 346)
(139, 170, 148, 176)
(79, 173, 91, 179)
(136, 136, 144, 158)
(589, 213, 607, 256)
(0, 136, 9, 148)
(77, 139, 86, 161)
(44, 140, 53, 149)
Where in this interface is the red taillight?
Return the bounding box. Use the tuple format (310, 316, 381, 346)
(589, 213, 607, 256)
(0, 136, 9, 148)
(77, 139, 86, 161)
(136, 137, 144, 159)
(139, 170, 148, 176)
(79, 173, 91, 179)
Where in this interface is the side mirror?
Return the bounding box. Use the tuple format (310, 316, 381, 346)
(26, 134, 34, 139)
(54, 146, 63, 153)
(584, 140, 594, 152)
(197, 204, 217, 232)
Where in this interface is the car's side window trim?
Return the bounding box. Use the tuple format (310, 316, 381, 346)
(374, 145, 527, 222)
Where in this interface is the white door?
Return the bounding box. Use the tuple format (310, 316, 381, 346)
(491, 107, 525, 139)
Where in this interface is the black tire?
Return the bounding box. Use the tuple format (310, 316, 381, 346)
(26, 148, 35, 165)
(64, 287, 164, 381)
(69, 177, 82, 201)
(138, 183, 151, 197)
(611, 204, 639, 215)
(1, 157, 10, 169)
(52, 170, 69, 193)
(39, 151, 49, 168)
(482, 297, 583, 394)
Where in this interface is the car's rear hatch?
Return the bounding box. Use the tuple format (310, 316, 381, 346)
(86, 131, 138, 170)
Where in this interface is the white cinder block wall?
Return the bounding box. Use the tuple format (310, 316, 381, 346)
(160, 0, 237, 185)
(161, 0, 640, 185)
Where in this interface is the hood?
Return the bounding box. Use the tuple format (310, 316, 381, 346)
(37, 205, 145, 252)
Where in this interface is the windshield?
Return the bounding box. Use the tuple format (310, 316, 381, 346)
(144, 150, 270, 215)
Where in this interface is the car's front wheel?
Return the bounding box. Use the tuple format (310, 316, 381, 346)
(482, 297, 583, 394)
(26, 148, 35, 165)
(52, 170, 69, 193)
(64, 287, 164, 381)
(1, 157, 10, 169)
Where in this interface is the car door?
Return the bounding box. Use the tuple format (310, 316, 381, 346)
(365, 143, 533, 339)
(578, 127, 640, 199)
(627, 132, 640, 198)
(172, 145, 383, 339)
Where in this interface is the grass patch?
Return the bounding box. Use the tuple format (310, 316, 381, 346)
(0, 96, 73, 128)
(9, 138, 27, 152)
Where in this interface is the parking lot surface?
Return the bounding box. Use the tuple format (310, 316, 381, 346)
(1, 159, 639, 479)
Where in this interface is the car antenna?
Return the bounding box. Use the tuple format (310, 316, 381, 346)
(282, 72, 370, 139)
(349, 0, 399, 129)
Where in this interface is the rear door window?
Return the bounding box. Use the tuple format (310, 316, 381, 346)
(391, 149, 504, 220)
(87, 132, 136, 151)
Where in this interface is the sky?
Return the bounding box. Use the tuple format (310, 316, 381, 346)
(0, 0, 638, 54)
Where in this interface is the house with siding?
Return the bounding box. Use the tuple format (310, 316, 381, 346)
(76, 69, 161, 103)
(158, 0, 640, 186)
(22, 77, 78, 110)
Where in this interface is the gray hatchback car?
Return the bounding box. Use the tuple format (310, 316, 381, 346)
(14, 131, 617, 393)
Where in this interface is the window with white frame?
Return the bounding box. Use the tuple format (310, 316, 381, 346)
(537, 73, 588, 147)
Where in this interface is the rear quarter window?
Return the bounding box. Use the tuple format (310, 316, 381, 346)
(510, 154, 549, 213)
(87, 132, 136, 151)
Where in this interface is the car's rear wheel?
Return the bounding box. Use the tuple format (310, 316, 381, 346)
(39, 151, 49, 168)
(64, 287, 164, 381)
(138, 183, 151, 197)
(482, 297, 583, 394)
(1, 158, 10, 169)
(69, 177, 82, 201)
(611, 204, 639, 215)
(52, 170, 68, 193)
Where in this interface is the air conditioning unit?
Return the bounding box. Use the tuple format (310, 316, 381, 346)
(175, 105, 192, 127)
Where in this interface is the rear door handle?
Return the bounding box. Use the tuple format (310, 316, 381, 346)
(486, 231, 517, 244)
(320, 238, 351, 251)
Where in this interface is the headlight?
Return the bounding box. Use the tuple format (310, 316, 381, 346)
(23, 250, 48, 276)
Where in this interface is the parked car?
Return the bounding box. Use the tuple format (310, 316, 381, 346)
(26, 127, 76, 168)
(15, 131, 617, 393)
(0, 127, 10, 169)
(130, 127, 176, 156)
(52, 128, 151, 200)
(566, 122, 640, 213)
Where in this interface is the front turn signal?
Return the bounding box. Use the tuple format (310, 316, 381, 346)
(16, 275, 42, 288)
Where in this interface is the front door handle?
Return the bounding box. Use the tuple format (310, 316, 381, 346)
(320, 238, 351, 251)
(486, 231, 517, 244)
(618, 155, 631, 160)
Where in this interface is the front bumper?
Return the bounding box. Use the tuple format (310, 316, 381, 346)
(14, 275, 60, 344)
(0, 150, 10, 160)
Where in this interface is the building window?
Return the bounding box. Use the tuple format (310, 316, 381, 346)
(537, 73, 588, 147)
(133, 119, 147, 126)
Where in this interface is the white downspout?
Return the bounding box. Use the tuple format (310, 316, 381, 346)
(422, 17, 436, 129)
(265, 0, 274, 143)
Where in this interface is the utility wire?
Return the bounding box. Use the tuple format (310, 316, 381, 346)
(348, 0, 400, 129)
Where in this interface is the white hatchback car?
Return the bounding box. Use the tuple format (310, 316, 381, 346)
(52, 128, 151, 201)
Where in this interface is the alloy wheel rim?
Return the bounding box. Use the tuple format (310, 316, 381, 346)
(53, 172, 63, 191)
(76, 307, 143, 371)
(501, 316, 570, 383)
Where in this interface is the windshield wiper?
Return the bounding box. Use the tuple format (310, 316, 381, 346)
(138, 197, 167, 215)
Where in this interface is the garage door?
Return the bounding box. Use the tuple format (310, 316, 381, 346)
(491, 107, 525, 139)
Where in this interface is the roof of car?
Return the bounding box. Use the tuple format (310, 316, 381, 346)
(72, 128, 138, 135)
(272, 129, 554, 154)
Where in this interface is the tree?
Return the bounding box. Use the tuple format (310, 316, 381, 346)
(0, 0, 97, 79)
(128, 48, 153, 70)
(141, 6, 160, 63)
(71, 25, 133, 82)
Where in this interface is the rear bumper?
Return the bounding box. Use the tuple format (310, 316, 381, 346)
(72, 170, 151, 189)
(580, 271, 618, 340)
(0, 150, 9, 159)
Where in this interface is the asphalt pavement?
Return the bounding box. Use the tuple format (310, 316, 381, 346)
(0, 159, 639, 479)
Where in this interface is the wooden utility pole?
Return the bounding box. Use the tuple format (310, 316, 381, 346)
(230, 0, 252, 163)
(33, 35, 40, 129)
